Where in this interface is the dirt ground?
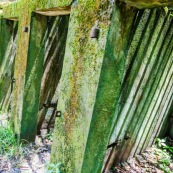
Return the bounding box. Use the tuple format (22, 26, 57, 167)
(0, 133, 52, 173)
(114, 146, 173, 173)
(0, 113, 52, 173)
(1, 113, 173, 173)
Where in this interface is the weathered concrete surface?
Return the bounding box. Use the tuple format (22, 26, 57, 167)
(103, 8, 173, 172)
(0, 0, 172, 172)
(35, 6, 71, 16)
(120, 0, 173, 8)
(2, 0, 72, 18)
(20, 14, 47, 141)
(1, 0, 72, 141)
(82, 3, 136, 173)
(12, 3, 31, 139)
(50, 0, 115, 172)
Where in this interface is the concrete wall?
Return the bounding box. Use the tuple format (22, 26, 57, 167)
(0, 0, 172, 173)
(103, 8, 173, 172)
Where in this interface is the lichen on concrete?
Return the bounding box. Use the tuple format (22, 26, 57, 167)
(1, 0, 73, 140)
(50, 0, 121, 172)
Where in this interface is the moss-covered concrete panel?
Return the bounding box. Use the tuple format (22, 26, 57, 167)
(0, 0, 73, 142)
(20, 14, 47, 141)
(81, 3, 136, 173)
(51, 0, 114, 172)
(2, 0, 72, 18)
(12, 4, 31, 137)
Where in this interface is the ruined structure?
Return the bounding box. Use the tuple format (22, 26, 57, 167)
(0, 0, 173, 172)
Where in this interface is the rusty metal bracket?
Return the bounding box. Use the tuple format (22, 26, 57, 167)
(56, 111, 62, 117)
(124, 133, 131, 140)
(11, 78, 15, 83)
(107, 140, 122, 149)
(42, 101, 57, 109)
(46, 101, 62, 133)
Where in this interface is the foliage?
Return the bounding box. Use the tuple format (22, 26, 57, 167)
(155, 138, 173, 173)
(0, 122, 23, 159)
(163, 7, 173, 18)
(155, 138, 173, 154)
(43, 132, 54, 142)
(46, 162, 62, 173)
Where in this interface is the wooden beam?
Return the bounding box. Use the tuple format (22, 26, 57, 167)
(120, 0, 173, 9)
(34, 6, 71, 16)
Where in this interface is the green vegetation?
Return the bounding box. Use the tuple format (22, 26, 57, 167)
(155, 138, 173, 173)
(0, 122, 23, 159)
(46, 162, 62, 173)
(43, 132, 54, 142)
(163, 7, 173, 17)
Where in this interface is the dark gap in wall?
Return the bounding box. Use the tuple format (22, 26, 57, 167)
(36, 15, 70, 135)
(0, 19, 18, 114)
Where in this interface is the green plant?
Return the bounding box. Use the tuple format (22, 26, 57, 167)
(43, 132, 53, 141)
(155, 148, 171, 173)
(155, 138, 173, 154)
(155, 138, 173, 173)
(0, 122, 23, 159)
(163, 6, 173, 18)
(46, 162, 62, 173)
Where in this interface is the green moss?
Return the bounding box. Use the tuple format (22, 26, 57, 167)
(50, 0, 118, 172)
(0, 0, 73, 142)
(2, 0, 72, 19)
(81, 3, 136, 173)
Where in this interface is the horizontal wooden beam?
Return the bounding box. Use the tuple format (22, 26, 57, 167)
(34, 6, 71, 16)
(120, 0, 173, 9)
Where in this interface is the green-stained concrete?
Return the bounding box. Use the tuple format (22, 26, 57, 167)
(0, 0, 72, 141)
(2, 0, 72, 19)
(50, 1, 136, 173)
(20, 14, 47, 141)
(81, 3, 136, 173)
(0, 0, 173, 172)
(37, 15, 69, 134)
(0, 19, 11, 107)
(109, 9, 172, 162)
(50, 0, 114, 172)
(103, 8, 173, 170)
(0, 19, 12, 71)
